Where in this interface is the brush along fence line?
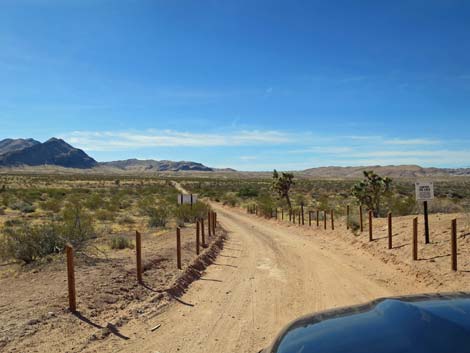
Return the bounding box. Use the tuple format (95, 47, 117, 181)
(65, 211, 221, 313)
(247, 204, 465, 272)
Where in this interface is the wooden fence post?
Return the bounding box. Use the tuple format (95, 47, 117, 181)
(301, 203, 304, 225)
(388, 212, 392, 249)
(65, 244, 77, 313)
(176, 227, 182, 270)
(316, 209, 319, 227)
(413, 217, 418, 261)
(208, 211, 212, 237)
(308, 211, 312, 226)
(281, 208, 284, 220)
(196, 221, 200, 255)
(451, 219, 457, 271)
(136, 231, 143, 283)
(201, 218, 206, 246)
(346, 205, 350, 230)
(323, 210, 327, 230)
(298, 210, 301, 225)
(214, 212, 217, 228)
(289, 210, 292, 222)
(212, 211, 216, 235)
(368, 210, 373, 241)
(331, 210, 334, 230)
(359, 205, 363, 232)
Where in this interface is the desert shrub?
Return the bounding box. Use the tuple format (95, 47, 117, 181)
(256, 194, 276, 218)
(105, 195, 121, 212)
(4, 219, 22, 227)
(9, 200, 36, 213)
(59, 203, 95, 248)
(109, 235, 134, 250)
(138, 196, 156, 216)
(173, 202, 210, 225)
(425, 198, 463, 214)
(222, 193, 238, 207)
(41, 198, 62, 213)
(389, 195, 416, 216)
(118, 215, 135, 225)
(1, 193, 12, 207)
(95, 209, 115, 221)
(237, 186, 259, 198)
(84, 193, 104, 211)
(11, 201, 36, 213)
(0, 222, 63, 263)
(148, 206, 169, 228)
(20, 189, 42, 204)
(47, 188, 67, 200)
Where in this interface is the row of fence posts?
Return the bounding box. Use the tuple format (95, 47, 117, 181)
(247, 203, 460, 273)
(65, 210, 218, 313)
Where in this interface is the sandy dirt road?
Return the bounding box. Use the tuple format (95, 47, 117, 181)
(104, 203, 431, 353)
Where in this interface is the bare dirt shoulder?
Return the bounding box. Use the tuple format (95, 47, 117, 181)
(0, 224, 226, 353)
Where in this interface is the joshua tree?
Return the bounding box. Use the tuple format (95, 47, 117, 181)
(352, 170, 392, 217)
(272, 170, 294, 211)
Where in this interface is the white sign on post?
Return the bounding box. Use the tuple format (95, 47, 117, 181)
(177, 194, 197, 205)
(415, 181, 434, 201)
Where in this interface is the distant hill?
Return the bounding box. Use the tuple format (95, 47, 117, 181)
(0, 138, 40, 155)
(300, 165, 470, 178)
(0, 138, 97, 169)
(1, 137, 469, 177)
(100, 158, 213, 172)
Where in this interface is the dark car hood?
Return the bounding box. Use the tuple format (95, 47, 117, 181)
(263, 292, 470, 353)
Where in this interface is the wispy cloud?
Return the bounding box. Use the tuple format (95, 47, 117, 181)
(383, 138, 441, 145)
(349, 150, 470, 158)
(57, 129, 469, 168)
(288, 146, 353, 154)
(61, 129, 303, 151)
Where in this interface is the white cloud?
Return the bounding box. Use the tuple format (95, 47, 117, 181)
(348, 150, 470, 158)
(288, 146, 353, 154)
(383, 138, 441, 145)
(61, 129, 301, 151)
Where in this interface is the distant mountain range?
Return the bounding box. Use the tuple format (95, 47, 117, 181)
(1, 137, 469, 177)
(0, 138, 97, 168)
(300, 165, 470, 178)
(0, 138, 214, 171)
(100, 158, 213, 172)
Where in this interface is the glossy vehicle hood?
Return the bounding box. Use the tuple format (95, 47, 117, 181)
(262, 292, 470, 353)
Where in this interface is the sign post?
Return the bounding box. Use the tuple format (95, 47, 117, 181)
(415, 181, 434, 244)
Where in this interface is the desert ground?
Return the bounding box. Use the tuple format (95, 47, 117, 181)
(1, 176, 469, 353)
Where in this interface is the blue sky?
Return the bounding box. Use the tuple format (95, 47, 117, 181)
(1, 0, 469, 170)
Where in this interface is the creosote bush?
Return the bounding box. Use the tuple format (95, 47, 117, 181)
(0, 203, 95, 263)
(172, 202, 210, 226)
(60, 203, 95, 247)
(0, 222, 63, 263)
(148, 206, 169, 228)
(109, 235, 134, 250)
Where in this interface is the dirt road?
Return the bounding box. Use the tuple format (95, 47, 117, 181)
(107, 204, 430, 353)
